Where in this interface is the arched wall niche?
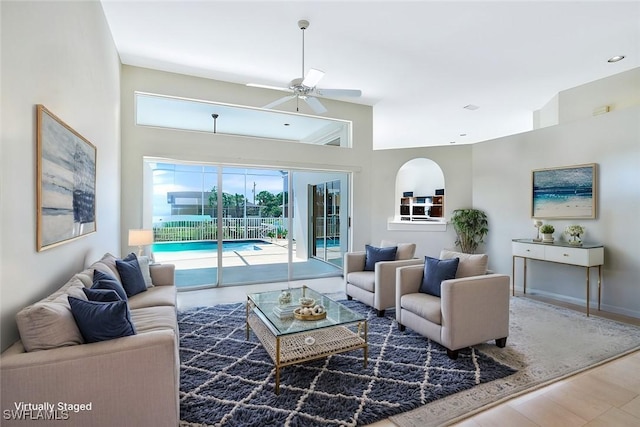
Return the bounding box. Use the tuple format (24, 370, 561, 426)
(388, 158, 447, 231)
(395, 158, 445, 209)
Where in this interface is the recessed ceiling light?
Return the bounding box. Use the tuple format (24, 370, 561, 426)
(459, 133, 467, 137)
(463, 104, 479, 111)
(449, 141, 456, 144)
(608, 55, 625, 63)
(284, 123, 290, 126)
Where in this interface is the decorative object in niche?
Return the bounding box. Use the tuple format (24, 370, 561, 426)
(532, 164, 597, 219)
(36, 105, 96, 251)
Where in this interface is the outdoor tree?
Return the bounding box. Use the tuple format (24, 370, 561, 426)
(256, 190, 288, 217)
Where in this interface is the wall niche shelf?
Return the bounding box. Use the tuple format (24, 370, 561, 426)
(399, 194, 444, 222)
(391, 158, 446, 231)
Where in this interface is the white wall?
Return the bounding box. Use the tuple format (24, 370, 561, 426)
(119, 66, 373, 257)
(535, 68, 640, 128)
(0, 1, 121, 351)
(473, 106, 640, 317)
(370, 145, 474, 258)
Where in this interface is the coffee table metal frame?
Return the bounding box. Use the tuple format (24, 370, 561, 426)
(246, 286, 368, 394)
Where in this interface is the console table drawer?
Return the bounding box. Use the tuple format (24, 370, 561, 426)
(512, 242, 544, 259)
(544, 245, 604, 266)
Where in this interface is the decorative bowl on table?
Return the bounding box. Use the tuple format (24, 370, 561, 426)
(294, 305, 327, 321)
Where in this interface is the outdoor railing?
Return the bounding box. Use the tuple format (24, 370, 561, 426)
(152, 217, 284, 242)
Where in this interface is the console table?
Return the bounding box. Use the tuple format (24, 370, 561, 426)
(512, 238, 604, 316)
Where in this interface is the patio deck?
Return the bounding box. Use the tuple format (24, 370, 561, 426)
(153, 239, 342, 289)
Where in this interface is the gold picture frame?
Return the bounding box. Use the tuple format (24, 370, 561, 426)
(37, 105, 97, 251)
(531, 163, 597, 219)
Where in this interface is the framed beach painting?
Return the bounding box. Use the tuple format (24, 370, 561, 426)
(37, 105, 97, 251)
(531, 163, 597, 219)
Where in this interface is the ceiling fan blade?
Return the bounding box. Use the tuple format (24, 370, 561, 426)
(304, 96, 327, 114)
(247, 83, 293, 93)
(302, 68, 325, 88)
(263, 95, 296, 110)
(315, 88, 362, 97)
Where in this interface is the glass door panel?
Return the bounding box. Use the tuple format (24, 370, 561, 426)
(148, 161, 218, 289)
(220, 167, 289, 285)
(291, 172, 347, 281)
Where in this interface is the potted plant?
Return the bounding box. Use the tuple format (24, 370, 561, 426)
(450, 209, 488, 254)
(540, 224, 555, 243)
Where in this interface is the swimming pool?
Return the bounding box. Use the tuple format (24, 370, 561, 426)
(153, 240, 266, 253)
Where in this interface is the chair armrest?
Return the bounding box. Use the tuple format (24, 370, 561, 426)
(375, 258, 423, 290)
(440, 274, 510, 350)
(149, 263, 175, 286)
(373, 258, 423, 310)
(395, 264, 424, 298)
(344, 252, 366, 275)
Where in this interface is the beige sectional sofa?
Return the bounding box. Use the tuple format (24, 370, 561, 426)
(0, 254, 179, 427)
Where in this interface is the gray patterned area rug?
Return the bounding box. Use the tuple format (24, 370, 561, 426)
(178, 300, 516, 427)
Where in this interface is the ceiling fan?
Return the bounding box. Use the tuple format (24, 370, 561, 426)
(247, 19, 362, 114)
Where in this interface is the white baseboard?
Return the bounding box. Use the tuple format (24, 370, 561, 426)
(514, 287, 640, 319)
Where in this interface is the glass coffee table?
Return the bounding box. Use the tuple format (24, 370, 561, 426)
(246, 285, 368, 394)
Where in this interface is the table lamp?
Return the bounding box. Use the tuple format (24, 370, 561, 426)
(128, 229, 154, 256)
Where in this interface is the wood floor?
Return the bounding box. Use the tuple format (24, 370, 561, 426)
(178, 282, 640, 427)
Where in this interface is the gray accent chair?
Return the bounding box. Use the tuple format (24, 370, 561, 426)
(345, 241, 422, 317)
(396, 250, 510, 359)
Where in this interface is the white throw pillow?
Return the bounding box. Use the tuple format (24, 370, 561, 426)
(16, 294, 84, 352)
(380, 240, 416, 260)
(137, 255, 154, 288)
(440, 250, 488, 278)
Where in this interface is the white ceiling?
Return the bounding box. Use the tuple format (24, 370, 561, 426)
(100, 0, 640, 149)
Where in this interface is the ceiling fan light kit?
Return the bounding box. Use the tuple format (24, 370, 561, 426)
(247, 19, 362, 114)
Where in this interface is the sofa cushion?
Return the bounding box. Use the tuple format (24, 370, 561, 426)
(127, 285, 177, 310)
(364, 245, 398, 271)
(91, 253, 122, 283)
(346, 271, 376, 292)
(420, 256, 460, 297)
(92, 270, 128, 301)
(381, 240, 416, 260)
(68, 297, 136, 343)
(50, 275, 88, 301)
(440, 250, 488, 278)
(130, 306, 178, 335)
(401, 292, 442, 325)
(15, 294, 84, 352)
(83, 287, 122, 302)
(117, 253, 148, 297)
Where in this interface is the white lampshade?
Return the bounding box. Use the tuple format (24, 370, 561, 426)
(128, 229, 154, 247)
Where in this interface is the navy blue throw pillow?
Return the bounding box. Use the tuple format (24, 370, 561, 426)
(419, 256, 460, 297)
(364, 245, 398, 271)
(116, 253, 147, 298)
(82, 287, 121, 302)
(92, 270, 128, 301)
(68, 297, 136, 343)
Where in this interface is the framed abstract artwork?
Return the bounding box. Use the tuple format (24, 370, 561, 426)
(37, 105, 97, 251)
(531, 163, 597, 219)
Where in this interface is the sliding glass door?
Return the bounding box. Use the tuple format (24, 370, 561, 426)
(146, 160, 348, 289)
(310, 180, 342, 266)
